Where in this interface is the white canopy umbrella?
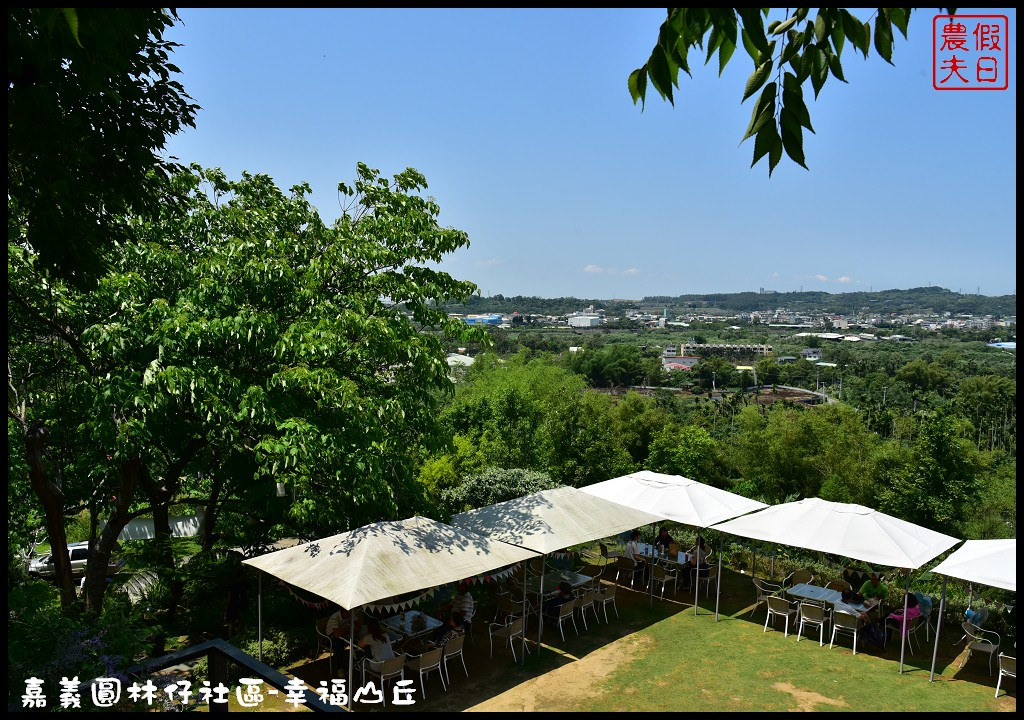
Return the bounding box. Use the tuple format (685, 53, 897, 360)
(928, 539, 1015, 682)
(711, 498, 960, 673)
(244, 516, 539, 706)
(453, 486, 661, 652)
(582, 470, 768, 617)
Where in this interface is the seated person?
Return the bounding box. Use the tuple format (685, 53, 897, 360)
(451, 582, 475, 631)
(358, 619, 396, 670)
(885, 592, 921, 640)
(653, 526, 675, 554)
(859, 572, 887, 603)
(834, 589, 869, 620)
(625, 530, 648, 581)
(682, 537, 710, 590)
(326, 607, 361, 664)
(425, 610, 466, 650)
(542, 582, 574, 619)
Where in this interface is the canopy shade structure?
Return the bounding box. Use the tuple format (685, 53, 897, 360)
(710, 498, 960, 570)
(451, 485, 661, 554)
(581, 470, 767, 528)
(930, 538, 1016, 592)
(243, 515, 539, 610)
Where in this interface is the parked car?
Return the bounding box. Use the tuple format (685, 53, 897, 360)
(27, 541, 123, 580)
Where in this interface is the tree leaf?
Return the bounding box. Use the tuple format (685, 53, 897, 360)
(779, 108, 808, 169)
(628, 67, 647, 107)
(782, 88, 814, 133)
(768, 133, 784, 176)
(742, 60, 773, 102)
(830, 18, 845, 57)
(828, 53, 847, 83)
(773, 16, 798, 35)
(863, 21, 872, 58)
(719, 35, 737, 76)
(742, 99, 775, 141)
(648, 45, 675, 105)
(814, 12, 828, 43)
(781, 34, 804, 67)
(874, 14, 894, 64)
(741, 27, 762, 64)
(751, 124, 778, 167)
(742, 82, 777, 140)
(61, 8, 84, 49)
(887, 8, 910, 38)
(840, 10, 868, 57)
(737, 8, 770, 56)
(811, 46, 828, 98)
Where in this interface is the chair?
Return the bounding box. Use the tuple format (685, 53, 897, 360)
(886, 612, 926, 654)
(599, 542, 622, 562)
(528, 557, 544, 575)
(764, 595, 798, 637)
(797, 602, 827, 646)
(784, 569, 814, 588)
(750, 578, 782, 618)
(441, 634, 468, 685)
(595, 583, 620, 622)
(493, 594, 529, 624)
(575, 589, 599, 629)
(651, 564, 678, 600)
(615, 556, 640, 588)
(361, 654, 406, 705)
(996, 654, 1015, 698)
(825, 580, 852, 593)
(698, 565, 718, 599)
(314, 618, 334, 676)
(489, 616, 529, 661)
(830, 610, 863, 655)
(404, 647, 445, 699)
(547, 599, 578, 642)
(960, 621, 1001, 675)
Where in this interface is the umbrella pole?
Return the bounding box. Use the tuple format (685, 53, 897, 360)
(694, 532, 700, 617)
(770, 549, 775, 581)
(899, 572, 910, 674)
(752, 547, 757, 580)
(347, 610, 355, 710)
(929, 576, 947, 683)
(715, 541, 722, 622)
(649, 522, 656, 608)
(535, 559, 547, 656)
(521, 566, 528, 666)
(257, 572, 263, 662)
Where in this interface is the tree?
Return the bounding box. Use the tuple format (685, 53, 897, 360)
(9, 164, 482, 611)
(7, 8, 198, 282)
(646, 425, 725, 484)
(629, 8, 944, 173)
(440, 468, 561, 516)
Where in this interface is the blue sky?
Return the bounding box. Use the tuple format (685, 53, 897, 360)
(164, 9, 1016, 299)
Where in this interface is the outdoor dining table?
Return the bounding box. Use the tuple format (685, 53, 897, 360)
(524, 570, 594, 597)
(638, 543, 691, 567)
(382, 610, 443, 639)
(787, 582, 875, 614)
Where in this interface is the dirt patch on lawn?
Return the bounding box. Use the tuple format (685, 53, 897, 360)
(466, 634, 654, 712)
(772, 681, 849, 712)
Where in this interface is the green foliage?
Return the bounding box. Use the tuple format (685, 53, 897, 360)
(612, 393, 674, 465)
(646, 425, 725, 484)
(544, 392, 635, 487)
(7, 8, 198, 282)
(440, 468, 561, 515)
(629, 8, 934, 173)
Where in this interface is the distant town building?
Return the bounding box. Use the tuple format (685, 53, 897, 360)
(776, 356, 797, 364)
(801, 348, 822, 361)
(662, 355, 699, 371)
(567, 315, 602, 328)
(459, 314, 503, 326)
(681, 343, 773, 356)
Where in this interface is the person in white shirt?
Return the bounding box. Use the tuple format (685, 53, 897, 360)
(625, 530, 647, 584)
(359, 619, 396, 671)
(452, 582, 475, 630)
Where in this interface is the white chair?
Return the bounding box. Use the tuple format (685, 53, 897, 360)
(960, 621, 1001, 675)
(615, 556, 640, 588)
(314, 618, 334, 676)
(765, 595, 798, 637)
(797, 602, 827, 646)
(830, 610, 863, 655)
(489, 616, 528, 661)
(996, 654, 1015, 698)
(404, 647, 445, 699)
(596, 583, 619, 622)
(750, 578, 782, 618)
(441, 634, 468, 685)
(651, 564, 678, 599)
(361, 654, 406, 706)
(547, 598, 578, 642)
(698, 565, 718, 599)
(784, 569, 814, 588)
(575, 589, 599, 629)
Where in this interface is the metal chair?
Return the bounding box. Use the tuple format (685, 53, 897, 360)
(797, 602, 827, 646)
(493, 594, 529, 624)
(830, 610, 863, 655)
(784, 569, 814, 588)
(750, 578, 782, 618)
(548, 598, 578, 641)
(996, 654, 1015, 698)
(361, 654, 406, 706)
(489, 616, 528, 661)
(595, 583, 620, 622)
(404, 647, 446, 699)
(600, 542, 622, 562)
(765, 595, 798, 637)
(698, 565, 718, 599)
(651, 564, 678, 599)
(615, 556, 640, 588)
(575, 589, 599, 629)
(441, 634, 469, 685)
(960, 621, 1001, 675)
(825, 580, 852, 593)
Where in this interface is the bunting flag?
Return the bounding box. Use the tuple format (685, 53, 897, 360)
(365, 587, 436, 614)
(279, 580, 331, 610)
(464, 562, 521, 585)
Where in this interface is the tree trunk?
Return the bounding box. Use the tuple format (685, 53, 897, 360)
(24, 420, 77, 608)
(84, 457, 143, 615)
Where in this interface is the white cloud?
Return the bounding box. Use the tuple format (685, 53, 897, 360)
(815, 274, 829, 282)
(771, 272, 781, 278)
(474, 258, 504, 267)
(623, 268, 641, 276)
(583, 264, 604, 274)
(836, 276, 853, 283)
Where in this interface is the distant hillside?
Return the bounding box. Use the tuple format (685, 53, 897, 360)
(444, 287, 1016, 317)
